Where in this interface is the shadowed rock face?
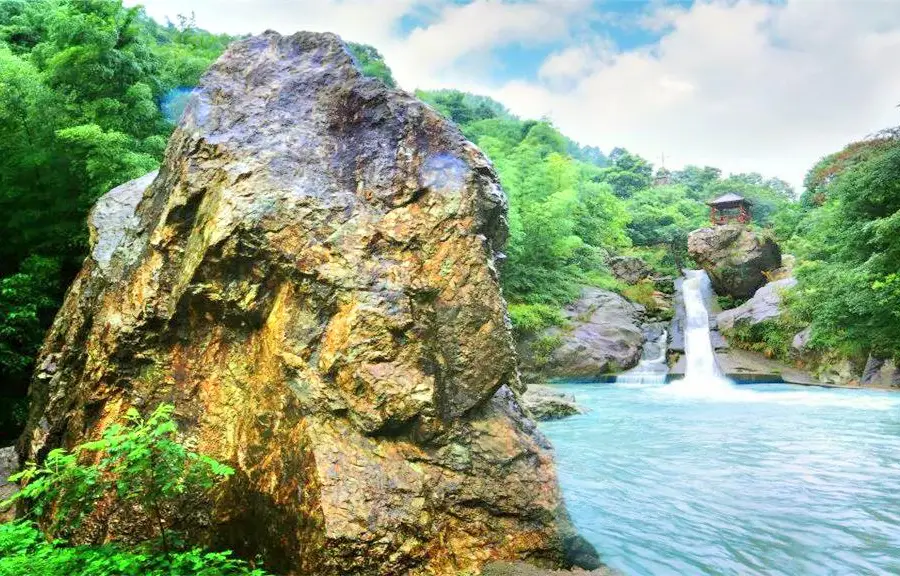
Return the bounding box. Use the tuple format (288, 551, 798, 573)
(18, 31, 594, 575)
(687, 225, 781, 300)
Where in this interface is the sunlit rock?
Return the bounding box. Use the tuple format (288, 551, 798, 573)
(19, 31, 596, 576)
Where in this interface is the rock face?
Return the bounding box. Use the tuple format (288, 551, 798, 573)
(608, 256, 651, 284)
(520, 288, 643, 381)
(18, 32, 595, 575)
(0, 446, 17, 522)
(861, 355, 900, 388)
(716, 277, 797, 332)
(687, 224, 781, 299)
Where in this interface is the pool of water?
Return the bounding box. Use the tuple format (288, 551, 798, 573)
(540, 382, 900, 576)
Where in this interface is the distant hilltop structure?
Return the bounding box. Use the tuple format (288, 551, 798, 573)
(707, 192, 751, 225)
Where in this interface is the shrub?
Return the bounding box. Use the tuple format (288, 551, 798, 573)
(0, 521, 269, 576)
(530, 334, 563, 368)
(724, 319, 795, 360)
(1, 404, 271, 575)
(508, 303, 565, 335)
(620, 280, 657, 311)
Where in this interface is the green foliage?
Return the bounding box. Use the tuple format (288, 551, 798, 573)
(783, 129, 900, 363)
(0, 521, 270, 576)
(417, 91, 634, 306)
(724, 319, 796, 361)
(620, 280, 658, 311)
(346, 41, 396, 87)
(0, 0, 235, 443)
(530, 334, 563, 368)
(5, 404, 234, 549)
(508, 303, 565, 335)
(0, 403, 262, 575)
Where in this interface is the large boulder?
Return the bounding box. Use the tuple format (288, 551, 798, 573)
(18, 32, 596, 575)
(520, 288, 644, 381)
(687, 224, 781, 299)
(716, 277, 797, 332)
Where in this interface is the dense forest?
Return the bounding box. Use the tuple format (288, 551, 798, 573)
(1, 0, 897, 443)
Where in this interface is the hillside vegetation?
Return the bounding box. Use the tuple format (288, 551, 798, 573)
(1, 0, 895, 444)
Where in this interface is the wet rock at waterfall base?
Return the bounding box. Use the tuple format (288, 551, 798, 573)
(518, 288, 644, 382)
(17, 31, 596, 575)
(687, 224, 781, 299)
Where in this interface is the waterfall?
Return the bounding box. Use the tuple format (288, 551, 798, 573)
(667, 270, 734, 395)
(616, 329, 668, 387)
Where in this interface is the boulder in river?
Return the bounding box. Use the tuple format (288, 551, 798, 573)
(521, 386, 583, 421)
(18, 31, 597, 575)
(519, 288, 644, 381)
(687, 224, 781, 299)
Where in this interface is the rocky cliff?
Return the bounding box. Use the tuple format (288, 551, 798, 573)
(17, 31, 596, 575)
(687, 225, 780, 299)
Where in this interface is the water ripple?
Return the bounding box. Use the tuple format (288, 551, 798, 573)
(540, 383, 900, 576)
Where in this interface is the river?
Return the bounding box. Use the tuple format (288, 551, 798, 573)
(540, 271, 900, 575)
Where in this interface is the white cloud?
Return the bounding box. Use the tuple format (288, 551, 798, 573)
(131, 0, 900, 190)
(490, 0, 900, 189)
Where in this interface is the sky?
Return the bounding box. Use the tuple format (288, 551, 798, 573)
(129, 0, 900, 191)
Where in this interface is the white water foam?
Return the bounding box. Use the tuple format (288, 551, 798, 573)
(663, 270, 733, 397)
(658, 270, 900, 410)
(616, 329, 668, 388)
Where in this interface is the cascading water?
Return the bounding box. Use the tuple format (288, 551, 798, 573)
(667, 269, 734, 395)
(615, 328, 668, 387)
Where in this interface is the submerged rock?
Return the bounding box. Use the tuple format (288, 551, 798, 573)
(687, 224, 781, 299)
(18, 32, 595, 575)
(716, 277, 797, 332)
(522, 386, 583, 421)
(519, 288, 644, 381)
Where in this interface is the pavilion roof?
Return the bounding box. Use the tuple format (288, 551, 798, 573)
(706, 192, 751, 206)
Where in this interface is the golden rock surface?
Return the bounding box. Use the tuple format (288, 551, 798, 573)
(19, 31, 594, 575)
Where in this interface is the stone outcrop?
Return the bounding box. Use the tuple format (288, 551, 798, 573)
(792, 326, 812, 352)
(521, 386, 583, 421)
(18, 32, 597, 575)
(716, 277, 797, 332)
(0, 446, 17, 522)
(861, 356, 900, 388)
(519, 288, 643, 381)
(607, 256, 651, 284)
(687, 224, 781, 299)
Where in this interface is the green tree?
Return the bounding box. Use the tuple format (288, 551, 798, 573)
(0, 0, 235, 444)
(1, 404, 270, 576)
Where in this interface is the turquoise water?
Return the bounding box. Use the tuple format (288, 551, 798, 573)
(540, 382, 900, 576)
